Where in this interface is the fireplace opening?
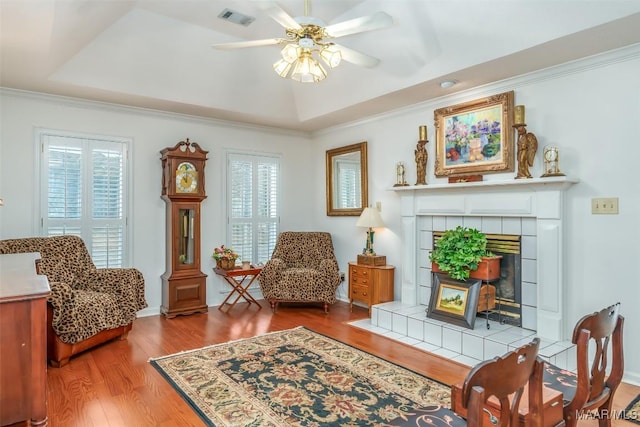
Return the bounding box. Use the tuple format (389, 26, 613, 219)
(432, 232, 522, 327)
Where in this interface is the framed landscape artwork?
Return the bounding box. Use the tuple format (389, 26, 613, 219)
(434, 90, 515, 177)
(427, 273, 482, 329)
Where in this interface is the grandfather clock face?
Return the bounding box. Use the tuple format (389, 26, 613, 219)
(175, 162, 198, 194)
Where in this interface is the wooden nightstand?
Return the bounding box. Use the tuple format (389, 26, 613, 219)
(348, 262, 394, 315)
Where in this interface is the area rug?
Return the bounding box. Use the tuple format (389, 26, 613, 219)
(150, 326, 450, 426)
(625, 394, 640, 424)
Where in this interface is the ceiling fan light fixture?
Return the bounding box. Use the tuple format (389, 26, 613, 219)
(213, 2, 392, 84)
(320, 46, 341, 68)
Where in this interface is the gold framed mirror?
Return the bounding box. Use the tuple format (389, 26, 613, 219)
(326, 142, 368, 216)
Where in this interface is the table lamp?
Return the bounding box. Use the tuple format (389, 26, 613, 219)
(356, 207, 385, 256)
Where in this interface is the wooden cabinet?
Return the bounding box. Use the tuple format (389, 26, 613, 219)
(0, 253, 50, 427)
(348, 262, 394, 315)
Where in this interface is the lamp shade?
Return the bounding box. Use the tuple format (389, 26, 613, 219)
(356, 207, 385, 228)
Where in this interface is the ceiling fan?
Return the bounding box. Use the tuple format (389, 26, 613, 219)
(212, 0, 393, 82)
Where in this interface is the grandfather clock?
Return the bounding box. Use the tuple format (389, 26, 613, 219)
(160, 138, 208, 318)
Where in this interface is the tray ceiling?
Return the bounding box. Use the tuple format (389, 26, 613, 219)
(2, 1, 639, 131)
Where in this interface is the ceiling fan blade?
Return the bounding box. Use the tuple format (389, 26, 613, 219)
(212, 38, 285, 50)
(325, 11, 393, 38)
(257, 1, 302, 30)
(333, 43, 380, 68)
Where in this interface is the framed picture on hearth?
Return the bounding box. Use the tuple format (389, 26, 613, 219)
(427, 273, 482, 329)
(434, 90, 515, 177)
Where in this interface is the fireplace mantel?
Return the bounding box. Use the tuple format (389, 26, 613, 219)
(393, 176, 578, 341)
(391, 176, 577, 193)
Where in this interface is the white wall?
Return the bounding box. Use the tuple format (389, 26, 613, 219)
(311, 45, 640, 384)
(0, 91, 315, 313)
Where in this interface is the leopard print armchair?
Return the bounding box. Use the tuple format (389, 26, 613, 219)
(258, 231, 341, 313)
(0, 235, 147, 367)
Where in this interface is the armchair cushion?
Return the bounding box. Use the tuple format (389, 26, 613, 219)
(258, 231, 340, 312)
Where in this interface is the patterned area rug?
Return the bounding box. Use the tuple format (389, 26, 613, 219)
(150, 326, 450, 426)
(625, 394, 640, 424)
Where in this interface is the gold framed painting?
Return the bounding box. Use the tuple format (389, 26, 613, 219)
(434, 90, 515, 177)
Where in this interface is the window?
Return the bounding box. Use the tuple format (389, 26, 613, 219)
(227, 153, 279, 265)
(38, 129, 130, 268)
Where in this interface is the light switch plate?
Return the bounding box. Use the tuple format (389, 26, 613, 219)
(591, 197, 619, 214)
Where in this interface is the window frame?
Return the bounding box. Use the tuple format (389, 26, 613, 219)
(225, 150, 281, 266)
(34, 127, 134, 267)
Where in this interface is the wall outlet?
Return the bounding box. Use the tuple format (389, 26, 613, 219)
(591, 197, 619, 214)
(340, 272, 345, 282)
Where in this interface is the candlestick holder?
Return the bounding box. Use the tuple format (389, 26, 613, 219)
(415, 125, 428, 185)
(514, 123, 538, 179)
(512, 106, 538, 179)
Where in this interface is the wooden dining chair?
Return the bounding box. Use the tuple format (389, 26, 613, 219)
(543, 303, 624, 427)
(388, 338, 543, 427)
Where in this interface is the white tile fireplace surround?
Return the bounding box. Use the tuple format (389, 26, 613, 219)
(349, 177, 579, 369)
(394, 177, 577, 342)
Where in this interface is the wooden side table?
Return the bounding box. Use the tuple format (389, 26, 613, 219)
(214, 266, 263, 311)
(348, 262, 394, 315)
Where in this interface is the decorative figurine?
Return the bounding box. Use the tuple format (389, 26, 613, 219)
(415, 125, 428, 185)
(394, 161, 408, 186)
(513, 105, 538, 179)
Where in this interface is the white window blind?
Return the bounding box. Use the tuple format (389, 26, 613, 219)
(227, 153, 279, 265)
(39, 130, 129, 268)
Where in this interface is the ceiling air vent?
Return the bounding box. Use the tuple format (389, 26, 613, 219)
(217, 8, 255, 27)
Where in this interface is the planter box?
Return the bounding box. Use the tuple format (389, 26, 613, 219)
(431, 256, 502, 281)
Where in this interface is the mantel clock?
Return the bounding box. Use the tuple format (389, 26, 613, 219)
(160, 138, 208, 318)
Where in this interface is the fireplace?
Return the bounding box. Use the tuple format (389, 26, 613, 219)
(394, 177, 577, 341)
(432, 231, 522, 326)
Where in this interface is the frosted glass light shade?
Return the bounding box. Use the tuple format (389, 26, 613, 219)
(280, 44, 300, 63)
(273, 59, 292, 78)
(291, 51, 326, 83)
(320, 46, 342, 68)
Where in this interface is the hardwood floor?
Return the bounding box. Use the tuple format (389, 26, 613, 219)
(44, 301, 639, 426)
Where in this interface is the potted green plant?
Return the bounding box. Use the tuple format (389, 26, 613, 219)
(429, 226, 501, 281)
